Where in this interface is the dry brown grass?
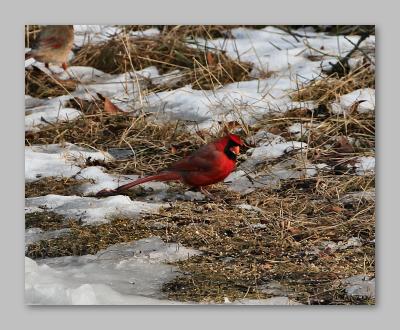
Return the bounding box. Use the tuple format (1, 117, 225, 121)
(25, 25, 41, 48)
(291, 64, 374, 105)
(25, 177, 91, 198)
(25, 103, 202, 176)
(25, 96, 243, 177)
(26, 176, 374, 304)
(159, 174, 374, 304)
(71, 30, 254, 90)
(253, 110, 374, 174)
(25, 66, 78, 98)
(279, 25, 375, 36)
(25, 211, 68, 231)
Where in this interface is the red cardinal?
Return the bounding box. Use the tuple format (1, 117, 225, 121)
(25, 25, 74, 70)
(96, 134, 243, 196)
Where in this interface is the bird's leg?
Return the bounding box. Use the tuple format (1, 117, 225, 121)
(59, 62, 74, 80)
(199, 187, 217, 201)
(199, 186, 210, 196)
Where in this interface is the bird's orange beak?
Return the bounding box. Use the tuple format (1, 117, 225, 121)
(230, 146, 240, 155)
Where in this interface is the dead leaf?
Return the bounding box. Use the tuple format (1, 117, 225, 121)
(334, 135, 354, 154)
(287, 108, 310, 117)
(326, 205, 345, 213)
(348, 100, 367, 115)
(288, 227, 301, 235)
(206, 52, 215, 66)
(104, 97, 123, 114)
(261, 263, 273, 270)
(268, 127, 282, 135)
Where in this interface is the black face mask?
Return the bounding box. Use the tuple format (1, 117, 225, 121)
(224, 139, 240, 161)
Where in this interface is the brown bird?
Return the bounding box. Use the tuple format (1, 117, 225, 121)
(26, 25, 74, 70)
(96, 134, 244, 197)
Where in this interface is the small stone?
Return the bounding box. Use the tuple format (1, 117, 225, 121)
(183, 191, 205, 201)
(108, 148, 135, 160)
(221, 257, 235, 264)
(150, 222, 167, 230)
(338, 237, 363, 250)
(249, 223, 267, 230)
(259, 281, 288, 296)
(237, 203, 263, 213)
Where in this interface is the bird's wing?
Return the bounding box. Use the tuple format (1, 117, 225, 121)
(167, 145, 220, 173)
(35, 35, 65, 50)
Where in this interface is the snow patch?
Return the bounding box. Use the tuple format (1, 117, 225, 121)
(331, 88, 375, 114)
(25, 107, 82, 132)
(57, 66, 108, 82)
(191, 26, 374, 82)
(226, 159, 316, 195)
(25, 194, 165, 224)
(25, 95, 80, 131)
(342, 275, 375, 298)
(25, 228, 71, 247)
(142, 79, 294, 127)
(130, 28, 160, 38)
(73, 25, 122, 47)
(354, 156, 375, 175)
(25, 237, 200, 305)
(249, 140, 307, 162)
(76, 166, 169, 196)
(25, 143, 112, 182)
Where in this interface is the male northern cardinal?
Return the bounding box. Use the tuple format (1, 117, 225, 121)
(25, 25, 74, 70)
(96, 134, 244, 197)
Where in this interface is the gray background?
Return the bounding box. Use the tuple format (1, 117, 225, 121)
(1, 0, 396, 329)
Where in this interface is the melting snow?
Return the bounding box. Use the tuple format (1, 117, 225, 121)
(287, 123, 308, 138)
(76, 166, 169, 196)
(140, 78, 302, 130)
(130, 27, 160, 38)
(191, 26, 374, 80)
(331, 88, 375, 114)
(25, 194, 165, 224)
(354, 156, 375, 175)
(224, 132, 314, 194)
(57, 66, 108, 82)
(25, 94, 79, 131)
(25, 143, 112, 182)
(25, 228, 71, 247)
(25, 107, 82, 132)
(25, 237, 200, 305)
(73, 25, 122, 47)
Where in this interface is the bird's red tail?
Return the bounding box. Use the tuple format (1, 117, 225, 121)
(116, 172, 182, 192)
